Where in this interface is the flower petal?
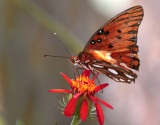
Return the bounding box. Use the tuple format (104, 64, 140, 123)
(48, 89, 72, 93)
(97, 98, 113, 109)
(60, 72, 73, 87)
(80, 99, 88, 121)
(96, 102, 104, 125)
(94, 83, 109, 93)
(89, 95, 98, 105)
(82, 70, 90, 77)
(64, 93, 81, 117)
(89, 95, 104, 125)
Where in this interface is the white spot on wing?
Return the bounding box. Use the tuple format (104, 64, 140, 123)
(127, 79, 131, 82)
(108, 68, 118, 74)
(113, 77, 119, 81)
(120, 63, 128, 68)
(120, 79, 125, 82)
(124, 74, 134, 79)
(93, 64, 104, 68)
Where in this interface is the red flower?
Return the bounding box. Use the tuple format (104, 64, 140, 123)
(49, 70, 113, 125)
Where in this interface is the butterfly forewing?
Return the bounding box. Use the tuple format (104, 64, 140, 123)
(80, 5, 144, 83)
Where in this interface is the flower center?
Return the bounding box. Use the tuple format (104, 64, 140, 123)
(71, 75, 96, 95)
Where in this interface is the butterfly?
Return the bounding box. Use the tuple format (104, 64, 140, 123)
(69, 5, 144, 83)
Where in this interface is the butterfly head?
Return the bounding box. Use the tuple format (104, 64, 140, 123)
(69, 56, 79, 65)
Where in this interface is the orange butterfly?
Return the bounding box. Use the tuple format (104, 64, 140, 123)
(69, 5, 144, 83)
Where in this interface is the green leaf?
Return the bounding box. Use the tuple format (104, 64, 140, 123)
(87, 115, 96, 120)
(71, 116, 81, 125)
(58, 107, 64, 111)
(69, 93, 73, 100)
(90, 112, 97, 115)
(91, 107, 96, 111)
(58, 99, 65, 107)
(63, 96, 67, 105)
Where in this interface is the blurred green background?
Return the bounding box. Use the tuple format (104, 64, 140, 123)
(0, 0, 160, 125)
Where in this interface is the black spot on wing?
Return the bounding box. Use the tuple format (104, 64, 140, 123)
(108, 44, 113, 48)
(90, 40, 96, 45)
(104, 30, 110, 35)
(117, 30, 121, 33)
(97, 38, 102, 43)
(117, 36, 121, 39)
(97, 29, 104, 35)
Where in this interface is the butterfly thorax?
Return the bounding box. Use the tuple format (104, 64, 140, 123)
(77, 52, 94, 69)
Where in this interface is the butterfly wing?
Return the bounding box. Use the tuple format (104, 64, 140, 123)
(82, 5, 144, 83)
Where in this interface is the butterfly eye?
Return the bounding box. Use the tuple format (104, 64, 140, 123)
(97, 38, 102, 43)
(117, 30, 121, 33)
(90, 40, 96, 45)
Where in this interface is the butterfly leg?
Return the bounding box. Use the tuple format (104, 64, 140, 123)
(76, 67, 85, 77)
(76, 67, 80, 77)
(93, 70, 95, 78)
(90, 70, 100, 84)
(72, 65, 76, 79)
(90, 70, 103, 93)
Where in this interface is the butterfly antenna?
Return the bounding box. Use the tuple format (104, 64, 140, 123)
(44, 55, 70, 58)
(53, 32, 72, 57)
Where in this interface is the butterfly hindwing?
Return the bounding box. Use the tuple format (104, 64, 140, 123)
(80, 5, 144, 83)
(92, 60, 137, 83)
(93, 62, 137, 83)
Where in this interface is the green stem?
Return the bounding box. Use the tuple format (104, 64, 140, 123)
(71, 116, 81, 125)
